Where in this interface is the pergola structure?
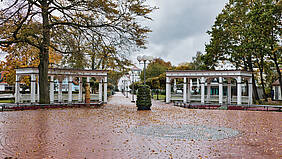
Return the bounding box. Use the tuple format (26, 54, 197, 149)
(15, 67, 108, 104)
(166, 70, 253, 105)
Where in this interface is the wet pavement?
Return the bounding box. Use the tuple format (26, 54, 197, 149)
(0, 92, 281, 159)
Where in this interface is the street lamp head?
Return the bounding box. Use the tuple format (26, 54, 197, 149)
(148, 56, 154, 62)
(137, 56, 142, 62)
(142, 55, 148, 61)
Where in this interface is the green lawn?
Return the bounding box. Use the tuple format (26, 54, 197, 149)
(153, 94, 165, 100)
(0, 99, 14, 103)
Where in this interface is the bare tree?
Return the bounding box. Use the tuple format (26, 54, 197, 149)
(0, 0, 155, 104)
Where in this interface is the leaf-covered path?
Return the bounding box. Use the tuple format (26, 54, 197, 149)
(0, 92, 281, 158)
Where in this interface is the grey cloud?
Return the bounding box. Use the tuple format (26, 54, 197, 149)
(134, 0, 228, 65)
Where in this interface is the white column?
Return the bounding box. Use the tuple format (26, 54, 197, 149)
(99, 78, 103, 102)
(166, 77, 171, 103)
(197, 78, 200, 93)
(37, 76, 39, 102)
(279, 87, 282, 100)
(78, 77, 82, 102)
(237, 76, 242, 105)
(104, 76, 108, 103)
(248, 78, 253, 105)
(207, 80, 211, 103)
(227, 79, 232, 104)
(50, 75, 54, 104)
(58, 78, 63, 103)
(190, 79, 193, 92)
(219, 77, 223, 105)
(183, 77, 187, 103)
(187, 79, 191, 103)
(200, 77, 205, 104)
(31, 74, 36, 103)
(15, 74, 20, 103)
(173, 79, 177, 93)
(68, 76, 73, 103)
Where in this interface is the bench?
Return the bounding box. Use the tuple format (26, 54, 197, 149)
(173, 100, 190, 108)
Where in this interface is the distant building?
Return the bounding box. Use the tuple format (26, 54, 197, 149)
(54, 78, 79, 92)
(272, 80, 281, 100)
(0, 71, 12, 92)
(118, 66, 141, 91)
(215, 60, 236, 70)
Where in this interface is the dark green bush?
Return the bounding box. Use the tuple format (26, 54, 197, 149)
(136, 85, 151, 110)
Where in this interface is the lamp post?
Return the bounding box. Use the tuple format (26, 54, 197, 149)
(122, 80, 125, 96)
(137, 55, 154, 85)
(125, 74, 129, 98)
(131, 70, 136, 102)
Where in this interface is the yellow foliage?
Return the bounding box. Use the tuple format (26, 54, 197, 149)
(0, 44, 62, 85)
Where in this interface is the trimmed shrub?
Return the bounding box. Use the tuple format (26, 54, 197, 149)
(136, 85, 151, 110)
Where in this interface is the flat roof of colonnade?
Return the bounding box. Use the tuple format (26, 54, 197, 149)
(15, 67, 108, 77)
(166, 70, 252, 78)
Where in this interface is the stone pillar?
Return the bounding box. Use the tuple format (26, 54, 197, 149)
(99, 78, 103, 102)
(37, 76, 39, 102)
(50, 75, 54, 104)
(85, 77, 90, 104)
(68, 76, 73, 103)
(126, 80, 129, 98)
(200, 77, 205, 104)
(207, 79, 211, 103)
(248, 78, 253, 105)
(187, 78, 191, 103)
(279, 86, 282, 100)
(173, 79, 177, 93)
(78, 77, 83, 102)
(31, 74, 36, 103)
(15, 74, 20, 103)
(219, 77, 223, 105)
(58, 77, 63, 103)
(237, 76, 242, 105)
(166, 77, 171, 103)
(183, 77, 187, 103)
(104, 76, 108, 103)
(227, 79, 232, 104)
(197, 78, 200, 93)
(190, 79, 193, 92)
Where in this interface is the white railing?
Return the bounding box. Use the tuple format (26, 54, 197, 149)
(19, 94, 99, 103)
(171, 94, 249, 104)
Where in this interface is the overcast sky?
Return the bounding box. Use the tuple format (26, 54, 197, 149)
(0, 0, 228, 67)
(132, 0, 228, 66)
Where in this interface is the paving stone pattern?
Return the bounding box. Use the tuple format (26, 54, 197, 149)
(130, 124, 239, 141)
(0, 92, 281, 159)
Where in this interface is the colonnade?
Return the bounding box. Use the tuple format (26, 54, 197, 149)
(15, 67, 108, 104)
(166, 70, 253, 105)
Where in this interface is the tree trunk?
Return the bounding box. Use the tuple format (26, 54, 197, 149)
(91, 55, 95, 70)
(258, 57, 268, 101)
(247, 55, 260, 102)
(272, 51, 282, 98)
(39, 0, 50, 104)
(251, 73, 259, 102)
(259, 67, 267, 101)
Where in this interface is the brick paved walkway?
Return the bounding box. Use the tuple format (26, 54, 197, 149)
(0, 92, 281, 159)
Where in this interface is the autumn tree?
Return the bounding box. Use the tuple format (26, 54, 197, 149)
(0, 43, 61, 86)
(140, 58, 172, 80)
(174, 62, 194, 70)
(248, 0, 282, 99)
(205, 0, 281, 101)
(0, 0, 155, 103)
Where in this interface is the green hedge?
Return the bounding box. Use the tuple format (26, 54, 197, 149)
(136, 85, 151, 110)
